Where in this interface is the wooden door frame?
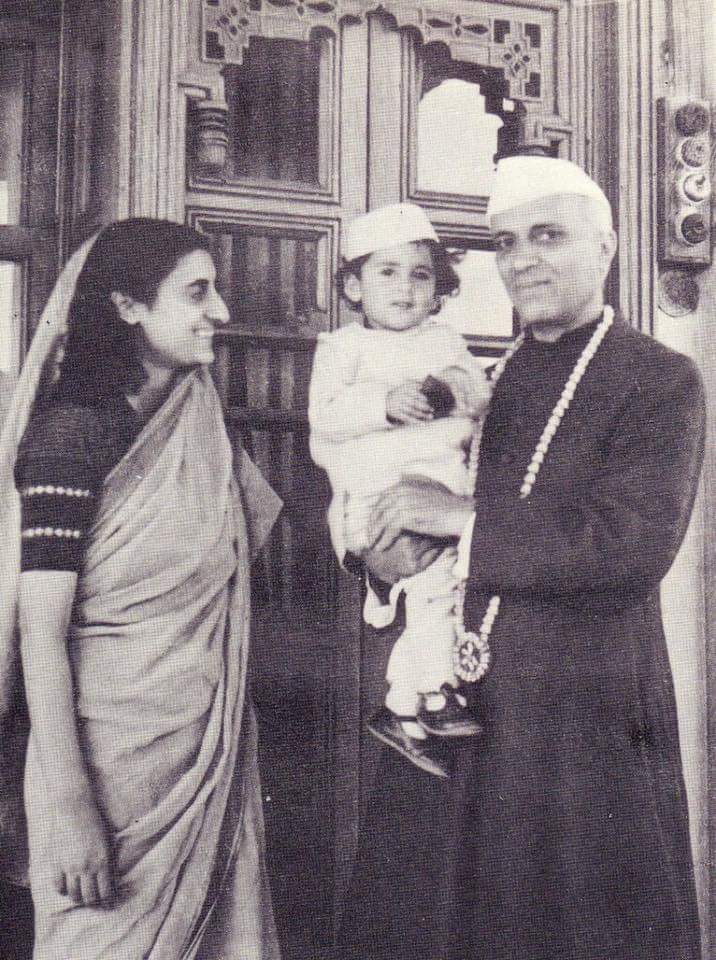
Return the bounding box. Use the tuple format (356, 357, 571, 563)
(580, 2, 713, 954)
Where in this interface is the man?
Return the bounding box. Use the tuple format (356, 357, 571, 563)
(340, 156, 705, 960)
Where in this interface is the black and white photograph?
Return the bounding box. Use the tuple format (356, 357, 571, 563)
(0, 1, 714, 958)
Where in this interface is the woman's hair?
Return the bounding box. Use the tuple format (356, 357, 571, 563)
(336, 239, 460, 314)
(49, 218, 213, 405)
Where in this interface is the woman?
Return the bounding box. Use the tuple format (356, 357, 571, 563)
(0, 219, 282, 959)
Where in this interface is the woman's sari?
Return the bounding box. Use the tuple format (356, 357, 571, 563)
(21, 368, 281, 958)
(1, 238, 99, 888)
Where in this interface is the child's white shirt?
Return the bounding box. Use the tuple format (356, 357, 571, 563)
(308, 319, 485, 560)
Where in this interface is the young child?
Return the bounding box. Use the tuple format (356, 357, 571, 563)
(308, 203, 491, 778)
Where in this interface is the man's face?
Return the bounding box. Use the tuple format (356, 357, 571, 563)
(491, 194, 617, 337)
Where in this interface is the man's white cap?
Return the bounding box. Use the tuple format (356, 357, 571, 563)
(487, 156, 613, 230)
(342, 202, 439, 262)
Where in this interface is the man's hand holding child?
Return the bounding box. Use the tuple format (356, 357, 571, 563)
(438, 365, 491, 419)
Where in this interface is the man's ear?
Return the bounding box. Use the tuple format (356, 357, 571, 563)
(110, 291, 141, 325)
(601, 230, 618, 266)
(343, 272, 362, 306)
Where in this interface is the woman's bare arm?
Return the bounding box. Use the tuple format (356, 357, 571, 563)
(19, 571, 114, 906)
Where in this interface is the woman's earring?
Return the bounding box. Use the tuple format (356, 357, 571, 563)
(432, 296, 443, 313)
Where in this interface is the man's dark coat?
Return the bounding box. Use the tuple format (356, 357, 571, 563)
(340, 317, 705, 960)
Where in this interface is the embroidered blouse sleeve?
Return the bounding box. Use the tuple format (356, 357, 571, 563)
(15, 408, 107, 572)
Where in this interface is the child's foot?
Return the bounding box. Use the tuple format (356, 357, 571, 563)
(367, 708, 450, 779)
(417, 684, 483, 738)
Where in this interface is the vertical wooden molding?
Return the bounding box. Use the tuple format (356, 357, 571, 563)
(607, 0, 649, 333)
(366, 13, 405, 208)
(332, 18, 370, 925)
(102, 0, 133, 222)
(155, 0, 179, 221)
(578, 1, 622, 313)
(668, 0, 709, 97)
(129, 0, 159, 215)
(618, 0, 655, 334)
(114, 0, 228, 223)
(157, 2, 226, 223)
(663, 3, 716, 955)
(584, 3, 712, 953)
(651, 2, 713, 953)
(584, 0, 654, 332)
(569, 1, 589, 171)
(122, 0, 185, 220)
(660, 3, 714, 951)
(702, 286, 716, 960)
(97, 0, 135, 222)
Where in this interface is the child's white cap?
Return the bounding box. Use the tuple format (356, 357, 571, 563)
(487, 156, 613, 230)
(342, 203, 439, 262)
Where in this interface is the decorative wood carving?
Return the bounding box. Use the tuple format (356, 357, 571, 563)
(202, 0, 545, 102)
(192, 100, 230, 170)
(514, 103, 552, 154)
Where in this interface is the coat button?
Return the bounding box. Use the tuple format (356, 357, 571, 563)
(499, 452, 515, 466)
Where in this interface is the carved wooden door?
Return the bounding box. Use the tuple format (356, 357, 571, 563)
(185, 4, 571, 957)
(187, 23, 370, 959)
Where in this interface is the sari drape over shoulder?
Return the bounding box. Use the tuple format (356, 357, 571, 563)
(0, 238, 99, 885)
(24, 369, 282, 959)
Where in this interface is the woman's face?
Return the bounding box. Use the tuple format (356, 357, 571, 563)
(125, 250, 230, 370)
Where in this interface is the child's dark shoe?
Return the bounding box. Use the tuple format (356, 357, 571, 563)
(367, 708, 450, 779)
(417, 684, 483, 738)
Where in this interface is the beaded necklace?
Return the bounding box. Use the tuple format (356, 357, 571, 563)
(453, 306, 615, 683)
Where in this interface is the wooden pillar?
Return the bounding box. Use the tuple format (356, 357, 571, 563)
(613, 2, 715, 955)
(110, 0, 226, 223)
(652, 4, 714, 953)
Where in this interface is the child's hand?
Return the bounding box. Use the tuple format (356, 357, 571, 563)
(438, 366, 491, 419)
(386, 380, 434, 424)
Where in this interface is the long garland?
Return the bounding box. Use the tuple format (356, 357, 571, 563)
(453, 306, 615, 683)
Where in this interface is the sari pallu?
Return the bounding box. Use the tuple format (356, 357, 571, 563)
(0, 239, 98, 885)
(26, 369, 281, 960)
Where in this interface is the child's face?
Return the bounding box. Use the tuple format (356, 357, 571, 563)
(345, 241, 437, 332)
